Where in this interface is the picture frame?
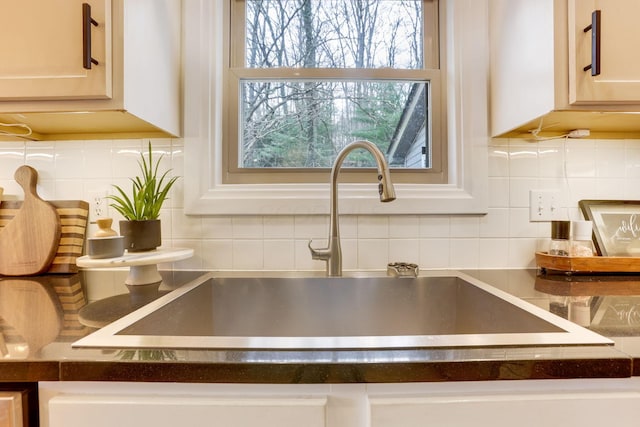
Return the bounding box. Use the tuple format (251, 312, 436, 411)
(579, 200, 640, 256)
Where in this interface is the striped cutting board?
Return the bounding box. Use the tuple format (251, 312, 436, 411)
(0, 200, 89, 274)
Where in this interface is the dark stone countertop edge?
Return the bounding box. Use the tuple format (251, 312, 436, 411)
(55, 357, 633, 384)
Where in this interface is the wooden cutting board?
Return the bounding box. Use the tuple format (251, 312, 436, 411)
(1, 199, 89, 274)
(0, 166, 62, 276)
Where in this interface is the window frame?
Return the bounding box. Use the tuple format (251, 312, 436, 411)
(224, 0, 445, 185)
(183, 0, 489, 215)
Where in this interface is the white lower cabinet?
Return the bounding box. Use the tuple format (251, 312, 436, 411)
(40, 383, 329, 427)
(370, 389, 640, 427)
(39, 378, 640, 427)
(49, 395, 326, 427)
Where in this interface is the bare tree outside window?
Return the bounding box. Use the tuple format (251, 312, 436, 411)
(240, 0, 431, 170)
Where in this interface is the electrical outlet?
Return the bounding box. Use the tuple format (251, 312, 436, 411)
(88, 189, 109, 221)
(529, 189, 565, 222)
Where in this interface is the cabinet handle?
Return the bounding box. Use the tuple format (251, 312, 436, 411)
(582, 10, 601, 76)
(82, 3, 99, 69)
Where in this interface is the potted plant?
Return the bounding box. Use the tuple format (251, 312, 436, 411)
(107, 142, 178, 252)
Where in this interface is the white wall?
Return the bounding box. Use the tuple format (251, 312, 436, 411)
(0, 136, 637, 271)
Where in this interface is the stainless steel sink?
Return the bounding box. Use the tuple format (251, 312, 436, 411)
(73, 272, 612, 350)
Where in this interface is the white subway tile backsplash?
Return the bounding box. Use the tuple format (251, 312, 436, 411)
(488, 177, 509, 208)
(112, 140, 146, 178)
(507, 143, 539, 177)
(26, 147, 55, 180)
(357, 215, 389, 239)
(164, 239, 202, 270)
(389, 238, 420, 265)
(538, 143, 564, 178)
(357, 238, 389, 270)
(596, 142, 626, 178)
(507, 238, 539, 268)
(508, 177, 539, 208)
(595, 177, 627, 200)
(55, 179, 84, 201)
(487, 143, 509, 177)
(418, 216, 450, 238)
(83, 145, 113, 179)
(339, 215, 358, 239)
(478, 239, 510, 269)
(567, 177, 599, 203)
(264, 240, 295, 270)
(202, 216, 233, 239)
(479, 208, 510, 238)
(450, 216, 480, 238)
(340, 238, 358, 270)
(564, 139, 596, 177)
(508, 207, 540, 238)
(201, 239, 233, 270)
(232, 240, 264, 270)
(419, 238, 450, 268)
(2, 136, 640, 271)
(171, 211, 202, 239)
(389, 215, 419, 238)
(54, 142, 85, 179)
(231, 216, 264, 239)
(294, 215, 329, 240)
(450, 238, 479, 268)
(263, 216, 295, 239)
(0, 148, 24, 181)
(33, 178, 55, 200)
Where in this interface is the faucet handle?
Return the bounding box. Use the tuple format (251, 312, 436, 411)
(308, 239, 330, 260)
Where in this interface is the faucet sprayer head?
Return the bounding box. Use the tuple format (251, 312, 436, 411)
(378, 169, 396, 202)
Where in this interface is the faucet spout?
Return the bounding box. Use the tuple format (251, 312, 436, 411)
(308, 140, 396, 277)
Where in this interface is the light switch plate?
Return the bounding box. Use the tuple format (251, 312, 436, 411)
(529, 189, 565, 222)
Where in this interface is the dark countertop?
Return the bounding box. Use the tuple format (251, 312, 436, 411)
(1, 269, 639, 384)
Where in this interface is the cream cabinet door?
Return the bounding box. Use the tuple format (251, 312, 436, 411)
(0, 0, 110, 101)
(569, 0, 640, 104)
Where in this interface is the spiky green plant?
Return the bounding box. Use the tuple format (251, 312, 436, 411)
(107, 142, 178, 220)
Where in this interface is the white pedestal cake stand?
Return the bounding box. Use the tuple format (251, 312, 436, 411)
(76, 248, 194, 328)
(76, 247, 194, 286)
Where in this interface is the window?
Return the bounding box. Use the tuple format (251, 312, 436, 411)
(183, 0, 489, 215)
(224, 0, 445, 184)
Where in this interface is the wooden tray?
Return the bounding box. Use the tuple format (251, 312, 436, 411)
(536, 251, 640, 273)
(0, 200, 89, 274)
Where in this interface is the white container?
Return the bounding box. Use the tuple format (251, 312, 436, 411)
(570, 220, 595, 256)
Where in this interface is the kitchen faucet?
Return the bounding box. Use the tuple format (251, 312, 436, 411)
(308, 140, 396, 276)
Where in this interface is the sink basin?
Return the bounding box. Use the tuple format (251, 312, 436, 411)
(73, 272, 612, 350)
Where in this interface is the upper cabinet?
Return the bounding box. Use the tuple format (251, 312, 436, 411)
(0, 0, 180, 140)
(0, 1, 110, 101)
(491, 0, 640, 138)
(569, 0, 640, 104)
